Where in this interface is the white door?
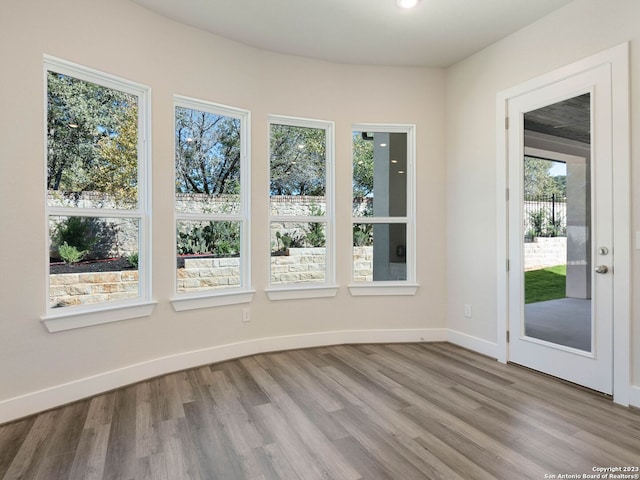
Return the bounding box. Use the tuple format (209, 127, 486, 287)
(507, 64, 613, 394)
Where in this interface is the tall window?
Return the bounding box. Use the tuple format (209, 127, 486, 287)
(44, 57, 152, 329)
(268, 116, 335, 299)
(172, 96, 251, 310)
(351, 124, 417, 294)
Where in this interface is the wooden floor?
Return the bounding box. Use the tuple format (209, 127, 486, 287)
(1, 343, 639, 480)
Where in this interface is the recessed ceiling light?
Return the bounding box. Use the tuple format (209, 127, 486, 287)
(391, 159, 398, 164)
(397, 0, 419, 9)
(380, 143, 387, 147)
(397, 170, 405, 174)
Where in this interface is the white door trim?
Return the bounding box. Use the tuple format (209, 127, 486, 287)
(496, 42, 630, 405)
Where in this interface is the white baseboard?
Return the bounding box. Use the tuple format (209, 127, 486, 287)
(446, 329, 499, 359)
(0, 327, 446, 424)
(6, 327, 630, 423)
(629, 385, 640, 409)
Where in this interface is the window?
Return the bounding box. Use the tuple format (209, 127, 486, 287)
(351, 124, 417, 295)
(44, 56, 153, 330)
(172, 96, 252, 310)
(267, 116, 336, 300)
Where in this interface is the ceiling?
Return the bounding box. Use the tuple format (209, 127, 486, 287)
(130, 0, 573, 67)
(525, 94, 591, 144)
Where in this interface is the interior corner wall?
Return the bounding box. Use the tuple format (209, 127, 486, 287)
(0, 0, 447, 421)
(445, 0, 640, 387)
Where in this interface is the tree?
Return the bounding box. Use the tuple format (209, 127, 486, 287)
(352, 132, 374, 197)
(175, 107, 240, 195)
(270, 125, 325, 196)
(524, 157, 566, 198)
(95, 104, 138, 207)
(47, 71, 136, 193)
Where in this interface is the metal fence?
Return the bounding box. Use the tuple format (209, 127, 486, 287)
(523, 194, 567, 240)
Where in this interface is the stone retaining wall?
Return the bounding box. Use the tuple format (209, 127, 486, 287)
(353, 246, 374, 282)
(270, 248, 326, 285)
(50, 271, 139, 308)
(51, 247, 376, 304)
(177, 257, 241, 291)
(524, 237, 566, 271)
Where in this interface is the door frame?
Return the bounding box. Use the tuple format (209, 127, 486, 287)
(495, 43, 630, 405)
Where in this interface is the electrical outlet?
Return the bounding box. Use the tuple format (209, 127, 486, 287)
(242, 308, 251, 322)
(464, 304, 472, 318)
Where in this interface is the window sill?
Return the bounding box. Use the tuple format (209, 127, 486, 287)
(348, 283, 419, 296)
(42, 301, 157, 332)
(171, 290, 255, 311)
(266, 285, 339, 301)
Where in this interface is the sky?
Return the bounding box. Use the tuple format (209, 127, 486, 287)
(549, 161, 566, 177)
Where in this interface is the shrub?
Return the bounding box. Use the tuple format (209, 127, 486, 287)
(306, 204, 326, 247)
(353, 223, 373, 246)
(54, 216, 97, 255)
(274, 231, 305, 252)
(127, 252, 139, 268)
(177, 221, 240, 256)
(58, 242, 88, 264)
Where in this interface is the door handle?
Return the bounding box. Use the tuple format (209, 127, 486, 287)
(594, 265, 608, 274)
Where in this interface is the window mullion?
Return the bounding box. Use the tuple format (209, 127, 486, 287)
(48, 207, 144, 218)
(352, 216, 408, 224)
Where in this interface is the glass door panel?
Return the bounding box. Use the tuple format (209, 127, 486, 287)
(522, 94, 592, 352)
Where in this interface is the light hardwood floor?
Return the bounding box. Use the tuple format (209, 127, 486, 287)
(1, 342, 639, 479)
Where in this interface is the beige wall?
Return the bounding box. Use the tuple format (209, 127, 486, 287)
(0, 0, 447, 418)
(2, 0, 639, 421)
(446, 0, 640, 384)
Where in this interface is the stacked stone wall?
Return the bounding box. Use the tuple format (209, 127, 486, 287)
(177, 257, 241, 291)
(353, 246, 374, 282)
(524, 237, 567, 271)
(270, 248, 326, 285)
(50, 247, 377, 302)
(50, 271, 139, 308)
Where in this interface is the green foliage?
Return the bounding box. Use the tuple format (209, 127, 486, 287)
(95, 104, 138, 207)
(175, 107, 241, 195)
(47, 71, 137, 195)
(177, 221, 240, 256)
(527, 209, 566, 238)
(524, 157, 566, 198)
(305, 225, 325, 248)
(58, 242, 88, 264)
(127, 252, 139, 269)
(528, 209, 547, 237)
(353, 223, 373, 246)
(274, 231, 305, 252)
(270, 125, 326, 196)
(352, 132, 374, 197)
(305, 204, 326, 248)
(525, 265, 566, 304)
(54, 216, 96, 253)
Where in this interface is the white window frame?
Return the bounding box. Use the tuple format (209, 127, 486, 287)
(171, 95, 253, 311)
(42, 56, 155, 332)
(266, 115, 337, 301)
(349, 123, 418, 296)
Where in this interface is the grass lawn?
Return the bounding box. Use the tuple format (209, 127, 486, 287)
(524, 264, 566, 304)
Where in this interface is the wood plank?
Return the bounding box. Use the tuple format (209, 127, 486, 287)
(102, 385, 138, 480)
(2, 410, 61, 480)
(0, 417, 34, 478)
(1, 342, 639, 479)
